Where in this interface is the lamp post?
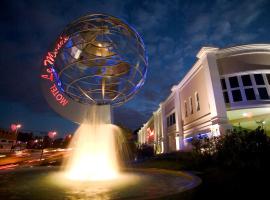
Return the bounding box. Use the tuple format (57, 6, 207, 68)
(40, 131, 57, 161)
(48, 131, 57, 147)
(10, 123, 22, 152)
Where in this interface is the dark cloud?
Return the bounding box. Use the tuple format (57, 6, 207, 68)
(1, 0, 270, 134)
(113, 106, 149, 130)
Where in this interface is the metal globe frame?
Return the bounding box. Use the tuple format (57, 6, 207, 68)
(54, 14, 147, 106)
(41, 13, 148, 123)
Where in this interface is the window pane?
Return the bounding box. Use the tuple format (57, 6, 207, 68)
(232, 90, 242, 102)
(266, 74, 270, 84)
(258, 87, 269, 99)
(190, 97, 193, 114)
(196, 93, 200, 111)
(245, 88, 256, 100)
(172, 113, 176, 124)
(220, 78, 227, 90)
(229, 76, 239, 88)
(254, 74, 265, 85)
(241, 75, 252, 86)
(223, 91, 229, 103)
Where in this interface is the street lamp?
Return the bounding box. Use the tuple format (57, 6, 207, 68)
(48, 131, 57, 139)
(40, 131, 57, 160)
(10, 123, 22, 151)
(52, 131, 57, 137)
(48, 131, 57, 146)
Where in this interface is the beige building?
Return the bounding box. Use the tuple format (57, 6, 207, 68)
(138, 44, 270, 153)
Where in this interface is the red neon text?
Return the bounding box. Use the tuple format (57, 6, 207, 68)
(50, 84, 69, 106)
(41, 35, 70, 107)
(41, 68, 54, 82)
(43, 36, 69, 67)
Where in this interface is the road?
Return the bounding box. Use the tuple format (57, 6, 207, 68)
(0, 148, 72, 170)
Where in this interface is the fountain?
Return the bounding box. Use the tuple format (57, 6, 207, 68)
(0, 14, 200, 199)
(64, 105, 120, 181)
(40, 13, 149, 181)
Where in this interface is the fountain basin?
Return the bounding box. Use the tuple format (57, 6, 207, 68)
(0, 166, 200, 200)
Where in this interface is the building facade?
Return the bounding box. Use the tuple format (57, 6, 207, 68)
(0, 130, 16, 152)
(138, 44, 270, 153)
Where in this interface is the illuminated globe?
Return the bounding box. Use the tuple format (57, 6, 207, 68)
(52, 14, 148, 106)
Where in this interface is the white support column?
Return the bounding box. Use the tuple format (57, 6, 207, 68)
(138, 130, 141, 145)
(158, 110, 164, 153)
(143, 125, 147, 144)
(153, 111, 158, 153)
(203, 52, 230, 135)
(172, 87, 184, 150)
(141, 125, 145, 144)
(160, 103, 168, 153)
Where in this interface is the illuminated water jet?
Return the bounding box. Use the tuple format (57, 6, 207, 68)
(64, 105, 121, 181)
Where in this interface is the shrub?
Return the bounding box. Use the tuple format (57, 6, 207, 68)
(136, 144, 154, 160)
(216, 127, 270, 169)
(191, 127, 270, 169)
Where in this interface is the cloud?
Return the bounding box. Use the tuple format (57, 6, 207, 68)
(114, 104, 152, 129)
(187, 15, 210, 34)
(0, 0, 269, 132)
(241, 10, 262, 27)
(234, 33, 258, 43)
(211, 21, 232, 41)
(131, 1, 175, 32)
(182, 0, 267, 56)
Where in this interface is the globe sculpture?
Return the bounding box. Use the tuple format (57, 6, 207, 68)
(41, 13, 148, 122)
(54, 14, 148, 106)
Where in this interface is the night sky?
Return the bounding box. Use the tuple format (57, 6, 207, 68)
(1, 0, 270, 137)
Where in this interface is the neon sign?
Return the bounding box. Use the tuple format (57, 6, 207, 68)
(41, 36, 69, 107)
(41, 68, 54, 82)
(50, 84, 68, 106)
(147, 127, 154, 143)
(43, 36, 69, 67)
